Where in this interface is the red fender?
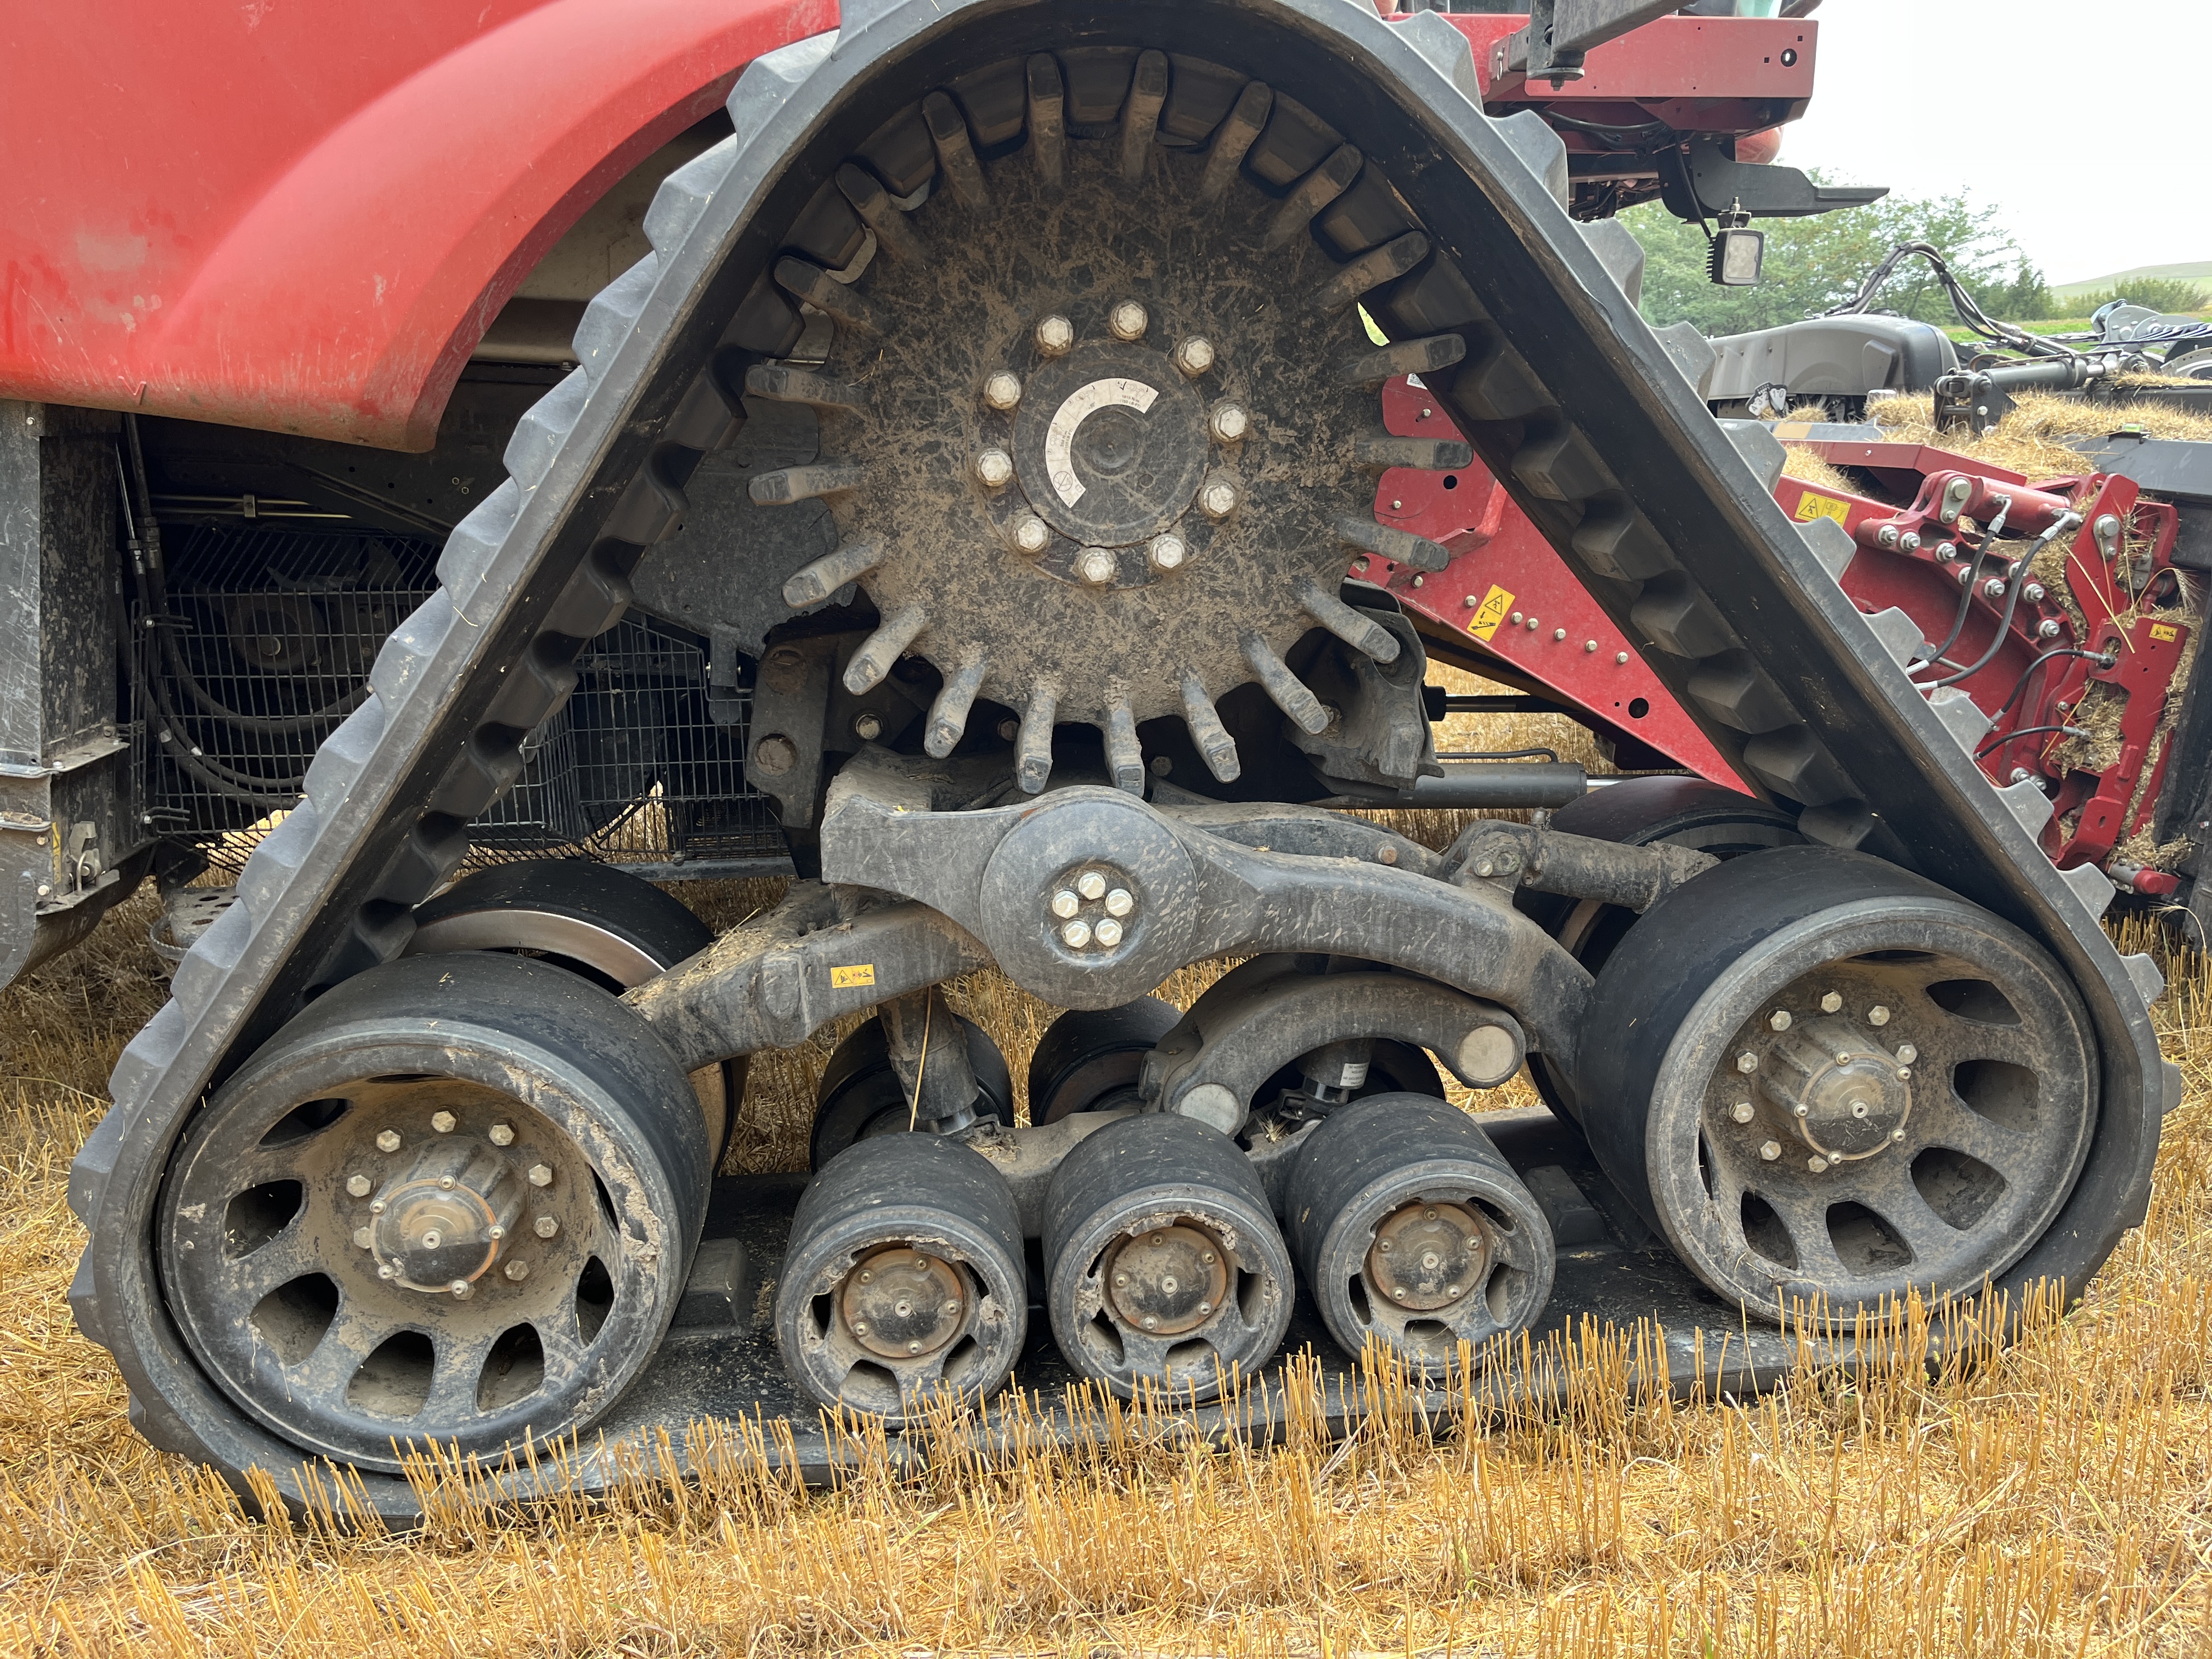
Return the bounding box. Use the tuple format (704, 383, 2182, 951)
(0, 0, 837, 450)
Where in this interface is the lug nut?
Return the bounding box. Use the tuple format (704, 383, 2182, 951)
(1075, 547, 1118, 586)
(1104, 888, 1134, 917)
(1760, 1140, 1782, 1161)
(1013, 515, 1051, 555)
(505, 1260, 529, 1282)
(376, 1130, 402, 1153)
(1895, 1043, 1917, 1064)
(1868, 1006, 1891, 1026)
(1108, 300, 1148, 341)
(1984, 578, 2008, 599)
(1807, 1156, 1830, 1173)
(975, 448, 1014, 488)
(2024, 582, 2047, 602)
(528, 1164, 554, 1188)
(1036, 314, 1074, 356)
(2039, 619, 2063, 639)
(534, 1215, 559, 1239)
(1175, 336, 1216, 376)
(1143, 1314, 1160, 1328)
(346, 1174, 373, 1198)
(1061, 919, 1093, 949)
(1736, 1052, 1759, 1074)
(1900, 532, 1922, 553)
(488, 1122, 515, 1147)
(1076, 870, 1108, 900)
(1820, 992, 1843, 1013)
(1051, 889, 1081, 919)
(353, 1227, 373, 1249)
(431, 1110, 456, 1134)
(1147, 533, 1187, 573)
(450, 1279, 474, 1300)
(1209, 402, 1250, 443)
(1094, 917, 1124, 948)
(1768, 1009, 1792, 1031)
(1200, 479, 1239, 520)
(1729, 1101, 1756, 1124)
(983, 370, 1023, 411)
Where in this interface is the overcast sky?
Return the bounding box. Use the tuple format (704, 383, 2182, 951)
(1778, 0, 2210, 286)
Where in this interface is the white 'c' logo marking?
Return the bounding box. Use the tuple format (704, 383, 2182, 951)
(1043, 377, 1158, 506)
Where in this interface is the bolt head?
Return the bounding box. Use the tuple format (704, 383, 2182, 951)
(1104, 887, 1134, 918)
(377, 1264, 396, 1280)
(1807, 1156, 1830, 1174)
(353, 1227, 373, 1249)
(438, 1176, 456, 1190)
(1820, 992, 1843, 1014)
(505, 1260, 529, 1282)
(2039, 620, 2063, 639)
(1892, 1128, 1908, 1142)
(1769, 1009, 1792, 1031)
(1760, 1140, 1782, 1161)
(1076, 870, 1108, 900)
(1729, 1101, 1756, 1124)
(975, 448, 1014, 488)
(375, 1130, 402, 1153)
(431, 1110, 457, 1134)
(421, 1229, 443, 1248)
(1074, 546, 1118, 586)
(1051, 889, 1081, 919)
(1552, 627, 1567, 642)
(983, 370, 1023, 411)
(853, 1322, 869, 1336)
(1142, 1314, 1159, 1329)
(1061, 919, 1092, 949)
(1094, 917, 1124, 948)
(998, 719, 1020, 743)
(1985, 578, 2007, 599)
(346, 1173, 373, 1198)
(1736, 1051, 1759, 1074)
(1615, 651, 1629, 664)
(1175, 336, 1216, 376)
(1474, 860, 1494, 878)
(854, 712, 883, 742)
(1014, 515, 1051, 555)
(534, 1215, 559, 1239)
(2010, 768, 2033, 785)
(528, 1164, 554, 1188)
(488, 1225, 505, 1240)
(450, 1279, 474, 1300)
(1200, 479, 1239, 520)
(1583, 640, 1598, 652)
(1209, 403, 1250, 443)
(1108, 300, 1148, 341)
(1793, 1103, 1810, 1118)
(488, 1122, 515, 1147)
(1036, 314, 1074, 356)
(1895, 1043, 1918, 1065)
(2024, 582, 2046, 602)
(1868, 1005, 1891, 1026)
(1147, 533, 1188, 573)
(1849, 1100, 1870, 1119)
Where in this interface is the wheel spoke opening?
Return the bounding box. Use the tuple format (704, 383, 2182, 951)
(249, 1273, 339, 1365)
(1824, 1201, 1912, 1276)
(1925, 978, 2021, 1026)
(346, 1329, 436, 1419)
(1739, 1192, 1797, 1270)
(1953, 1057, 2041, 1132)
(257, 1097, 349, 1148)
(1909, 1146, 2005, 1232)
(574, 1256, 614, 1346)
(224, 1180, 304, 1258)
(475, 1323, 548, 1413)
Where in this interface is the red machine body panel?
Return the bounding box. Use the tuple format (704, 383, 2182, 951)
(0, 0, 835, 450)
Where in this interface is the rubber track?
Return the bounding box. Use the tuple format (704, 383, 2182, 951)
(65, 0, 2172, 1502)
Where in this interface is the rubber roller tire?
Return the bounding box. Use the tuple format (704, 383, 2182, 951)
(155, 952, 709, 1472)
(1283, 1093, 1555, 1376)
(809, 1013, 1015, 1169)
(1026, 997, 1181, 1124)
(1042, 1112, 1292, 1402)
(775, 1133, 1028, 1424)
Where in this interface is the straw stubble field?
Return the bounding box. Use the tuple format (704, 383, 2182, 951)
(9, 403, 2212, 1651)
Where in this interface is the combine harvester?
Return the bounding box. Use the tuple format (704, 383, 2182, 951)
(0, 0, 2193, 1517)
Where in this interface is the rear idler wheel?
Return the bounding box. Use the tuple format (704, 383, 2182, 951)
(1577, 846, 2097, 1317)
(1042, 1113, 1291, 1402)
(1026, 996, 1181, 1123)
(407, 859, 732, 1162)
(809, 1011, 1013, 1169)
(155, 953, 709, 1471)
(774, 1135, 1027, 1424)
(1283, 1093, 1555, 1375)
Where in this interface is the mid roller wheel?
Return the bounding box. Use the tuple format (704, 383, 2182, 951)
(1042, 1113, 1292, 1401)
(1026, 996, 1180, 1122)
(155, 952, 709, 1471)
(775, 1134, 1028, 1423)
(1577, 846, 2097, 1316)
(1283, 1094, 1555, 1375)
(809, 1012, 1014, 1169)
(408, 859, 735, 1162)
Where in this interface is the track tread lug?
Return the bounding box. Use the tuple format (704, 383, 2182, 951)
(572, 255, 660, 374)
(435, 480, 522, 605)
(644, 136, 738, 254)
(503, 368, 591, 492)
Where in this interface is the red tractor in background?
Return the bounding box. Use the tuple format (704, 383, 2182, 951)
(1, 0, 2188, 1519)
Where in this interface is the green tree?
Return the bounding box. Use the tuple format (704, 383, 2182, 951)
(2066, 278, 2208, 316)
(1627, 178, 2044, 335)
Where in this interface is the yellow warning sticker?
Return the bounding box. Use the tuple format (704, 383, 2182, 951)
(1467, 584, 1515, 641)
(1792, 492, 1850, 526)
(2152, 622, 2182, 642)
(830, 964, 877, 989)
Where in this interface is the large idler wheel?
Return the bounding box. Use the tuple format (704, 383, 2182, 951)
(1577, 846, 2097, 1317)
(809, 1012, 1014, 1169)
(774, 1135, 1027, 1424)
(408, 859, 733, 1161)
(1026, 996, 1181, 1123)
(155, 953, 709, 1471)
(1042, 1113, 1292, 1401)
(1283, 1094, 1555, 1375)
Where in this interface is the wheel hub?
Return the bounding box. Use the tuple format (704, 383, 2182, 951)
(1753, 1014, 1914, 1164)
(839, 1246, 968, 1359)
(1105, 1223, 1231, 1335)
(366, 1139, 526, 1294)
(1366, 1200, 1487, 1312)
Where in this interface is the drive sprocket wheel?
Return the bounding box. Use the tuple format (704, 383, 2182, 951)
(751, 50, 1467, 793)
